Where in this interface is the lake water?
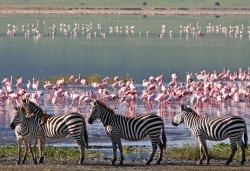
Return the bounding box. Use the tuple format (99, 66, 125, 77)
(0, 14, 250, 148)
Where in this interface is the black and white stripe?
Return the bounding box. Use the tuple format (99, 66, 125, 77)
(88, 100, 166, 165)
(10, 106, 45, 165)
(20, 99, 88, 164)
(172, 104, 248, 165)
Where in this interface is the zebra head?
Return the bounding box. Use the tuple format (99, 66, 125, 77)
(172, 105, 187, 126)
(88, 100, 101, 124)
(20, 97, 45, 119)
(10, 106, 27, 129)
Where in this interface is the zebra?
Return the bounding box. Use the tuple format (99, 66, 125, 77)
(172, 104, 248, 165)
(39, 110, 89, 164)
(18, 98, 89, 164)
(88, 100, 166, 165)
(10, 106, 46, 165)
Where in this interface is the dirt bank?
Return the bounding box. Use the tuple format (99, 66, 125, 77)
(1, 157, 250, 171)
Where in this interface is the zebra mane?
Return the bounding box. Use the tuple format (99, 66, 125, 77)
(40, 110, 51, 125)
(14, 105, 31, 118)
(95, 100, 115, 113)
(181, 104, 197, 114)
(21, 98, 44, 114)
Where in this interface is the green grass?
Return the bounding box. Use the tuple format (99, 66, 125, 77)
(164, 142, 250, 161)
(0, 0, 250, 10)
(1, 143, 249, 162)
(0, 145, 104, 162)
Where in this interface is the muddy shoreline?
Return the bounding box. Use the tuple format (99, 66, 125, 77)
(1, 157, 250, 171)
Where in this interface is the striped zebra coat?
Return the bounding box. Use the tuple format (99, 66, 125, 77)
(10, 106, 46, 165)
(17, 98, 89, 164)
(88, 100, 166, 165)
(172, 105, 248, 165)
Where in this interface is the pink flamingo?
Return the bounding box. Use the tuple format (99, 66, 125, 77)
(89, 91, 97, 101)
(75, 74, 81, 84)
(80, 79, 88, 90)
(70, 91, 80, 109)
(16, 77, 24, 88)
(69, 75, 75, 82)
(44, 81, 53, 93)
(26, 80, 31, 89)
(114, 76, 120, 82)
(32, 78, 39, 91)
(56, 78, 67, 88)
(78, 92, 91, 109)
(155, 91, 169, 108)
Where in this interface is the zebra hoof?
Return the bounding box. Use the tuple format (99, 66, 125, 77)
(111, 159, 116, 165)
(38, 157, 44, 163)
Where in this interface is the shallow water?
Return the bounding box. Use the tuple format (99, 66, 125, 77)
(1, 82, 250, 148)
(0, 14, 250, 148)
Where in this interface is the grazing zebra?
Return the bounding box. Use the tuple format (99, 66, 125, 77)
(172, 105, 248, 165)
(19, 98, 88, 164)
(10, 106, 46, 165)
(88, 100, 166, 165)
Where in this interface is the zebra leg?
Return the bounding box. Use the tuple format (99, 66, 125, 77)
(198, 139, 209, 165)
(16, 140, 22, 165)
(238, 138, 246, 165)
(78, 144, 85, 164)
(38, 138, 45, 163)
(111, 139, 118, 165)
(28, 143, 38, 165)
(226, 138, 238, 165)
(117, 140, 124, 165)
(21, 142, 28, 164)
(146, 144, 157, 165)
(33, 139, 38, 163)
(156, 141, 164, 164)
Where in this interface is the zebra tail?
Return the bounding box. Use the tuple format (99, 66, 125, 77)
(244, 124, 248, 149)
(162, 125, 167, 150)
(83, 120, 89, 149)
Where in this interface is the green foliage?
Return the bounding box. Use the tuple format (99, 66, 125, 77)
(1, 143, 250, 162)
(0, 145, 103, 161)
(122, 146, 140, 155)
(87, 74, 101, 83)
(165, 143, 200, 160)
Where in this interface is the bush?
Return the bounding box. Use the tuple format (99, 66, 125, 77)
(143, 2, 147, 6)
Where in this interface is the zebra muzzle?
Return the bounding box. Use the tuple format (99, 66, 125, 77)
(88, 118, 93, 124)
(172, 121, 178, 126)
(10, 122, 16, 129)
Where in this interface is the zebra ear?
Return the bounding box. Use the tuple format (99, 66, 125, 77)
(13, 106, 18, 111)
(95, 100, 100, 105)
(180, 104, 185, 111)
(22, 97, 29, 104)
